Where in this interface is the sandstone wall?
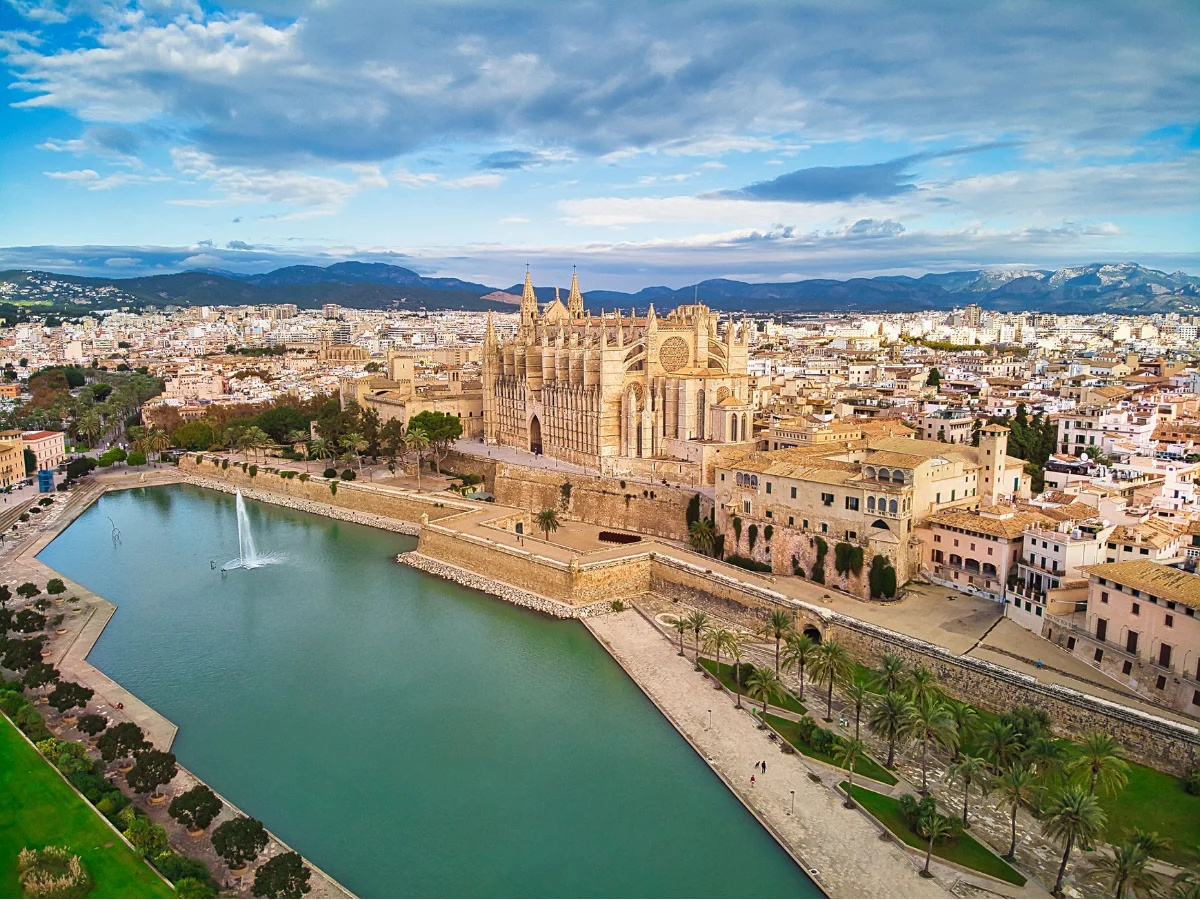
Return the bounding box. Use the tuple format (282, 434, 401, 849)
(180, 456, 466, 523)
(645, 552, 1200, 775)
(416, 525, 576, 599)
(442, 451, 706, 542)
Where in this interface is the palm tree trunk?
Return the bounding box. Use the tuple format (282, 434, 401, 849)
(845, 767, 855, 808)
(1089, 768, 1098, 795)
(1053, 835, 1073, 896)
(854, 707, 861, 741)
(774, 637, 780, 673)
(693, 633, 700, 670)
(924, 836, 934, 874)
(735, 666, 742, 708)
(798, 661, 806, 701)
(714, 648, 721, 686)
(962, 779, 970, 826)
(1007, 806, 1018, 859)
(1116, 875, 1126, 899)
(921, 737, 929, 792)
(826, 677, 833, 720)
(886, 735, 896, 768)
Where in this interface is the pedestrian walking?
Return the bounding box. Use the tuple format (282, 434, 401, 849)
(762, 760, 767, 774)
(750, 774, 756, 787)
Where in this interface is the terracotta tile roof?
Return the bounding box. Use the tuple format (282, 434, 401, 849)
(930, 508, 1052, 539)
(1081, 560, 1200, 609)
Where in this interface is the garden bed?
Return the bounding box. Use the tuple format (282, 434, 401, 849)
(840, 782, 1025, 886)
(766, 714, 897, 785)
(698, 658, 807, 715)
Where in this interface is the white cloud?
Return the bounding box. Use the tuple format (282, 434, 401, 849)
(500, 216, 529, 224)
(168, 148, 386, 209)
(447, 173, 504, 189)
(44, 168, 99, 181)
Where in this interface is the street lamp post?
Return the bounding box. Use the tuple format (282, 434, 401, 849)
(790, 790, 795, 815)
(707, 709, 712, 729)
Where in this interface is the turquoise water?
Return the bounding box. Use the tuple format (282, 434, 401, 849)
(39, 485, 818, 898)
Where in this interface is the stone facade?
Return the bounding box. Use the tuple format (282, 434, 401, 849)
(482, 268, 752, 475)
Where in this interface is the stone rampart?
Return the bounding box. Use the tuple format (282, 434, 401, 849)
(180, 456, 468, 524)
(442, 451, 704, 542)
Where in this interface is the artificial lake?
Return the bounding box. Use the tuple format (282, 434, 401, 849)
(39, 484, 819, 898)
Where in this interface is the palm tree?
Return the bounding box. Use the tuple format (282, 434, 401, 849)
(1023, 735, 1069, 783)
(670, 616, 688, 656)
(835, 737, 866, 807)
(1042, 786, 1107, 897)
(684, 610, 711, 670)
(810, 640, 853, 722)
(907, 666, 940, 704)
(703, 627, 735, 688)
(945, 699, 979, 761)
(405, 427, 430, 491)
(728, 631, 745, 708)
(867, 692, 914, 768)
(343, 431, 368, 475)
(875, 651, 907, 696)
(1091, 841, 1156, 899)
(688, 518, 716, 556)
(757, 609, 793, 673)
(919, 811, 953, 878)
(978, 720, 1023, 774)
(147, 427, 170, 461)
(946, 754, 988, 827)
(1173, 852, 1200, 899)
(535, 508, 560, 542)
(780, 632, 816, 702)
(1068, 731, 1129, 797)
(993, 764, 1039, 860)
(904, 696, 958, 793)
(844, 675, 871, 741)
(746, 666, 781, 725)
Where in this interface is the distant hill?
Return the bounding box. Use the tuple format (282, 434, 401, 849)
(2, 260, 1196, 315)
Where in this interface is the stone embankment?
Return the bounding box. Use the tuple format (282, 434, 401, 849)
(398, 551, 616, 619)
(185, 476, 420, 535)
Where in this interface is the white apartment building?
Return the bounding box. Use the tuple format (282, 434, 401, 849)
(1057, 406, 1158, 457)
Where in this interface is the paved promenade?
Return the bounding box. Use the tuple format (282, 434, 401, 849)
(586, 610, 953, 899)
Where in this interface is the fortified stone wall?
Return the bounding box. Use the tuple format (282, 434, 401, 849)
(643, 557, 1199, 775)
(416, 525, 576, 600)
(179, 456, 465, 523)
(443, 451, 707, 542)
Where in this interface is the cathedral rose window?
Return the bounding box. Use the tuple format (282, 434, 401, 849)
(659, 336, 690, 373)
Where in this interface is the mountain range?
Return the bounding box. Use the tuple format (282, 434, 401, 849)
(2, 261, 1197, 316)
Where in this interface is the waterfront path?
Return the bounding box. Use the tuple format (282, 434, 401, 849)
(586, 610, 953, 900)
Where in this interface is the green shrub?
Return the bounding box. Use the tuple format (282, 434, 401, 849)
(323, 467, 337, 478)
(763, 524, 773, 542)
(126, 451, 147, 466)
(747, 523, 758, 552)
(686, 493, 701, 526)
(124, 816, 170, 858)
(298, 473, 310, 482)
(341, 469, 356, 481)
(329, 481, 337, 495)
(248, 465, 257, 477)
(1185, 770, 1200, 796)
(732, 516, 742, 545)
(725, 553, 772, 573)
(221, 459, 229, 470)
(793, 565, 805, 578)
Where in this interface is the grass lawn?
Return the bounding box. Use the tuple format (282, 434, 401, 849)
(766, 714, 898, 786)
(0, 714, 174, 898)
(841, 782, 1026, 886)
(699, 657, 808, 715)
(1097, 760, 1200, 867)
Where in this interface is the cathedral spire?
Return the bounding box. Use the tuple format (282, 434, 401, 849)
(520, 265, 538, 330)
(567, 265, 584, 318)
(485, 310, 497, 350)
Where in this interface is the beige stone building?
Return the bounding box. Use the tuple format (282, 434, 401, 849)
(482, 269, 753, 475)
(1050, 561, 1200, 716)
(714, 423, 1031, 599)
(0, 440, 25, 488)
(21, 430, 66, 471)
(343, 355, 485, 438)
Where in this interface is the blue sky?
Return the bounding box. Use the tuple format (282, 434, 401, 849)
(1, 0, 1197, 289)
